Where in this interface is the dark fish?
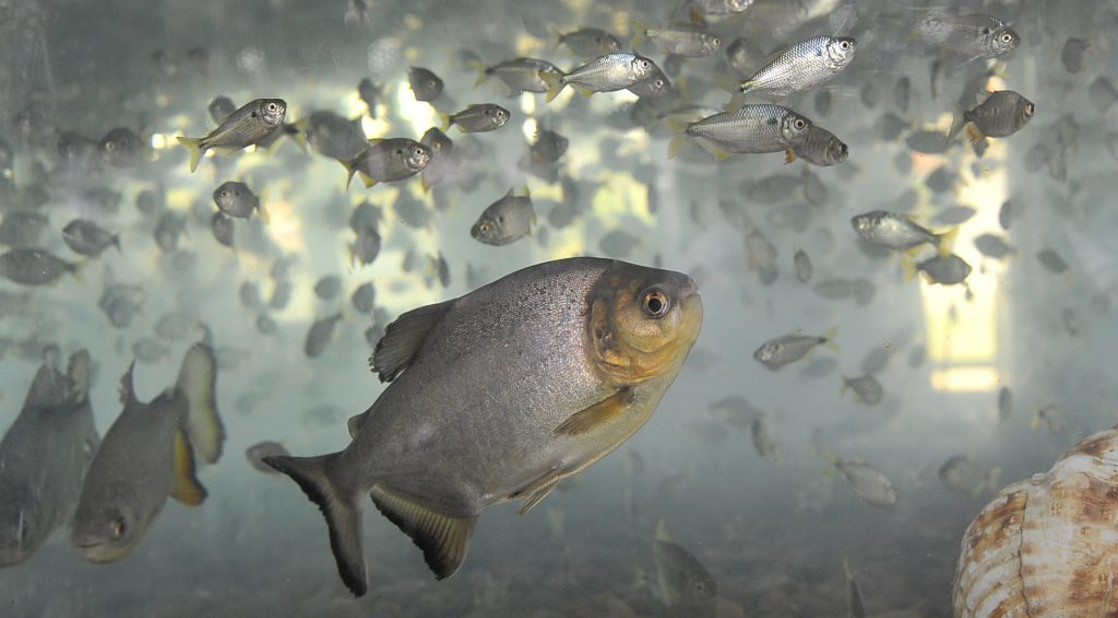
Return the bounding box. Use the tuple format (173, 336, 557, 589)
(351, 282, 376, 314)
(357, 79, 382, 117)
(653, 521, 718, 611)
(99, 127, 144, 168)
(948, 91, 1035, 143)
(442, 104, 510, 134)
(314, 276, 342, 301)
(213, 181, 264, 220)
(210, 213, 235, 248)
(554, 28, 620, 57)
(0, 212, 49, 248)
(471, 188, 536, 246)
(408, 67, 444, 102)
(0, 249, 78, 286)
(304, 313, 343, 358)
(973, 234, 1014, 259)
(299, 111, 367, 162)
(1036, 248, 1068, 274)
(63, 219, 120, 256)
(1061, 38, 1090, 74)
(419, 128, 455, 192)
(842, 375, 883, 405)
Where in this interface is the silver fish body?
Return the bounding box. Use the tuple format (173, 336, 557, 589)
(916, 12, 1020, 59)
(653, 522, 718, 610)
(177, 98, 286, 172)
(754, 331, 834, 370)
(265, 258, 702, 596)
(471, 188, 536, 246)
(913, 254, 972, 285)
(544, 53, 658, 101)
(832, 458, 897, 508)
(851, 210, 946, 251)
(444, 104, 510, 134)
(476, 57, 560, 93)
(343, 138, 430, 190)
(633, 22, 721, 57)
(556, 28, 620, 57)
(408, 67, 444, 102)
(677, 104, 813, 157)
(738, 35, 856, 97)
(212, 181, 262, 219)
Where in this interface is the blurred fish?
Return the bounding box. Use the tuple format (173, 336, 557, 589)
(905, 129, 950, 154)
(155, 311, 196, 342)
(931, 206, 975, 226)
(851, 211, 955, 253)
(357, 78, 382, 117)
(132, 337, 170, 365)
(904, 253, 971, 285)
(860, 81, 880, 109)
(815, 279, 856, 300)
(71, 344, 223, 563)
(426, 252, 451, 288)
(732, 35, 856, 98)
(246, 442, 289, 475)
(997, 386, 1012, 421)
(1036, 248, 1069, 274)
(631, 21, 721, 57)
(750, 415, 779, 462)
(653, 521, 718, 611)
(240, 281, 262, 310)
(541, 53, 659, 102)
(99, 283, 144, 328)
(845, 561, 866, 618)
(210, 213, 234, 248)
(420, 127, 455, 192)
(351, 282, 376, 314)
(914, 12, 1020, 60)
(471, 187, 536, 246)
(725, 37, 764, 78)
(304, 313, 343, 358)
(1031, 404, 1067, 434)
(528, 128, 569, 164)
(894, 76, 911, 114)
(178, 98, 287, 172)
(1062, 308, 1079, 337)
(98, 127, 144, 168)
(63, 219, 120, 256)
(265, 258, 702, 595)
(754, 328, 838, 370)
(255, 313, 277, 335)
(0, 212, 49, 248)
(841, 375, 883, 405)
(441, 104, 510, 134)
(344, 0, 369, 27)
(473, 57, 561, 94)
(973, 233, 1014, 259)
(153, 211, 186, 253)
(746, 171, 802, 204)
(0, 349, 99, 567)
(349, 227, 381, 267)
(408, 67, 444, 102)
(939, 455, 1001, 497)
(827, 454, 897, 508)
(743, 225, 778, 285)
(314, 276, 342, 301)
(707, 395, 763, 429)
(791, 125, 849, 166)
(299, 111, 367, 162)
(875, 112, 908, 141)
(554, 27, 620, 57)
(947, 91, 1035, 143)
(208, 96, 236, 124)
(908, 344, 926, 368)
(0, 249, 78, 286)
(342, 138, 430, 190)
(628, 65, 674, 99)
(1089, 77, 1118, 113)
(691, 0, 753, 18)
(860, 346, 892, 375)
(1061, 38, 1089, 74)
(794, 249, 812, 283)
(599, 229, 640, 259)
(213, 181, 266, 221)
(667, 104, 812, 161)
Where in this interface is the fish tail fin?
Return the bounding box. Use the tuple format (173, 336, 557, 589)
(630, 21, 646, 48)
(175, 343, 224, 464)
(369, 483, 477, 580)
(291, 128, 309, 154)
(265, 452, 368, 596)
(945, 109, 967, 144)
(937, 226, 960, 257)
(985, 467, 1003, 495)
(472, 61, 489, 87)
(902, 255, 918, 281)
(359, 172, 377, 189)
(664, 118, 689, 135)
(822, 326, 839, 352)
(823, 450, 838, 478)
(170, 429, 207, 506)
(439, 112, 451, 132)
(341, 158, 356, 192)
(1029, 410, 1041, 430)
(177, 136, 204, 173)
(784, 147, 798, 165)
(667, 134, 687, 159)
(540, 70, 565, 102)
(715, 74, 741, 94)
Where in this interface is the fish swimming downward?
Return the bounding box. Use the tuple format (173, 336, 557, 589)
(266, 257, 703, 596)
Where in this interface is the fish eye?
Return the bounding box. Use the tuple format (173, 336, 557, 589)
(479, 222, 490, 232)
(220, 190, 228, 198)
(641, 288, 670, 318)
(640, 60, 651, 68)
(840, 40, 850, 50)
(794, 118, 806, 129)
(1025, 103, 1035, 115)
(1001, 33, 1013, 43)
(395, 148, 403, 155)
(111, 518, 126, 539)
(105, 141, 116, 151)
(266, 102, 277, 112)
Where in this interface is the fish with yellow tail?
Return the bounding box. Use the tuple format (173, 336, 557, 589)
(177, 98, 286, 172)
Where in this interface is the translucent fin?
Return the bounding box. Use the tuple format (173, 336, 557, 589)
(176, 343, 224, 464)
(576, 88, 594, 98)
(554, 387, 634, 436)
(901, 256, 918, 282)
(655, 519, 672, 543)
(715, 74, 741, 93)
(358, 171, 377, 189)
(347, 410, 369, 439)
(540, 70, 565, 102)
(265, 452, 367, 596)
(170, 429, 206, 506)
(822, 326, 840, 352)
(340, 158, 356, 192)
(784, 147, 798, 164)
(945, 109, 967, 144)
(471, 61, 489, 87)
(370, 300, 453, 382)
(936, 226, 960, 257)
(177, 136, 204, 173)
(517, 480, 557, 516)
(630, 21, 647, 48)
(440, 112, 451, 132)
(667, 135, 687, 159)
(965, 124, 984, 143)
(369, 483, 476, 580)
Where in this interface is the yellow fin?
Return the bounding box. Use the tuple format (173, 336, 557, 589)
(369, 483, 477, 580)
(822, 326, 839, 352)
(576, 87, 594, 98)
(667, 134, 687, 159)
(630, 20, 647, 48)
(655, 519, 672, 543)
(937, 226, 960, 257)
(554, 387, 635, 436)
(472, 61, 489, 87)
(440, 112, 451, 132)
(664, 118, 688, 135)
(517, 480, 558, 516)
(177, 136, 204, 173)
(170, 429, 206, 506)
(715, 74, 741, 93)
(902, 255, 918, 282)
(540, 70, 565, 102)
(359, 171, 377, 189)
(176, 343, 224, 464)
(340, 158, 357, 192)
(1029, 413, 1040, 430)
(965, 124, 984, 143)
(784, 147, 798, 165)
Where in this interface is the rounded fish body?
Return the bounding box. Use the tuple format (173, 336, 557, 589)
(687, 104, 812, 154)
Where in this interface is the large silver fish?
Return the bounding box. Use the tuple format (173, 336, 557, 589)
(0, 349, 99, 567)
(177, 98, 286, 172)
(70, 344, 224, 563)
(735, 35, 856, 97)
(667, 104, 813, 161)
(266, 258, 703, 596)
(541, 53, 658, 102)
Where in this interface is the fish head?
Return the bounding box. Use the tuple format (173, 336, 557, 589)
(257, 99, 287, 127)
(470, 212, 506, 245)
(779, 112, 812, 143)
(587, 262, 703, 385)
(988, 26, 1020, 56)
(629, 56, 657, 82)
(821, 134, 849, 165)
(850, 213, 878, 238)
(1016, 98, 1036, 129)
(752, 341, 781, 364)
(485, 105, 510, 129)
(703, 33, 722, 54)
(0, 484, 44, 566)
(70, 481, 144, 563)
(212, 182, 241, 209)
(402, 142, 431, 172)
(728, 0, 754, 12)
(826, 36, 857, 67)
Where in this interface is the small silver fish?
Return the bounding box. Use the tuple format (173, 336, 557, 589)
(441, 104, 510, 134)
(246, 442, 290, 475)
(793, 249, 812, 283)
(541, 53, 658, 102)
(529, 128, 569, 164)
(653, 521, 718, 611)
(554, 27, 620, 57)
(842, 375, 883, 405)
(62, 219, 120, 256)
(178, 98, 286, 172)
(213, 181, 264, 220)
(754, 328, 837, 370)
(948, 91, 1035, 143)
(916, 13, 1020, 60)
(790, 125, 849, 166)
(471, 188, 536, 246)
(631, 21, 721, 57)
(735, 35, 856, 97)
(668, 104, 813, 161)
(851, 211, 954, 252)
(906, 253, 972, 285)
(408, 67, 444, 102)
(473, 57, 561, 94)
(829, 456, 897, 508)
(342, 138, 430, 190)
(305, 313, 343, 358)
(0, 249, 78, 286)
(420, 127, 455, 192)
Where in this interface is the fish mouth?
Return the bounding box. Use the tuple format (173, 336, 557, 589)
(72, 538, 124, 564)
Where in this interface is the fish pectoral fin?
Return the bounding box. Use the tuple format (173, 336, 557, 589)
(176, 344, 224, 465)
(514, 477, 560, 516)
(370, 299, 453, 382)
(170, 429, 207, 507)
(554, 387, 635, 436)
(369, 484, 476, 580)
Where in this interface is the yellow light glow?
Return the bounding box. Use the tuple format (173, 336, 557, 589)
(930, 366, 1000, 392)
(522, 118, 538, 142)
(150, 133, 168, 150)
(519, 92, 537, 117)
(393, 83, 439, 138)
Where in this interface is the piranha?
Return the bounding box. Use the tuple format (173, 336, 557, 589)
(266, 257, 703, 596)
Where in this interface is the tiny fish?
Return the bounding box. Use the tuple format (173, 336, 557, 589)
(743, 226, 777, 285)
(1089, 77, 1118, 113)
(473, 57, 561, 94)
(471, 187, 536, 246)
(997, 386, 1012, 421)
(1061, 38, 1090, 74)
(207, 96, 236, 124)
(541, 53, 658, 102)
(178, 98, 287, 172)
(357, 78, 382, 117)
(554, 27, 620, 57)
(98, 127, 144, 168)
(62, 219, 120, 256)
(0, 249, 78, 286)
(791, 125, 848, 166)
(256, 313, 277, 335)
(915, 12, 1020, 60)
(653, 521, 718, 611)
(529, 128, 569, 164)
(793, 249, 812, 283)
(210, 213, 234, 248)
(851, 211, 954, 252)
(342, 138, 430, 190)
(841, 375, 883, 405)
(894, 76, 911, 114)
(0, 212, 49, 248)
(973, 233, 1014, 259)
(351, 282, 376, 314)
(305, 313, 343, 358)
(246, 442, 289, 475)
(631, 21, 721, 58)
(734, 35, 856, 98)
(314, 276, 343, 301)
(299, 111, 367, 162)
(1036, 248, 1068, 274)
(750, 415, 779, 461)
(667, 104, 813, 161)
(213, 181, 265, 220)
(1032, 405, 1067, 434)
(754, 328, 838, 370)
(939, 455, 1001, 497)
(905, 129, 950, 154)
(349, 228, 381, 267)
(828, 455, 897, 508)
(905, 254, 972, 285)
(441, 104, 510, 134)
(408, 67, 444, 102)
(948, 91, 1034, 143)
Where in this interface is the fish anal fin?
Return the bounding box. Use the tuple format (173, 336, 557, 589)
(514, 477, 559, 516)
(176, 343, 224, 464)
(359, 172, 377, 189)
(371, 300, 453, 382)
(554, 387, 635, 436)
(784, 147, 798, 164)
(369, 484, 476, 580)
(170, 429, 207, 506)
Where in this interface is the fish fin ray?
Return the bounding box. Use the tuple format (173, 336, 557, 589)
(369, 484, 476, 580)
(265, 453, 368, 596)
(118, 362, 137, 407)
(170, 429, 207, 506)
(176, 343, 224, 464)
(554, 387, 635, 436)
(370, 300, 454, 382)
(516, 480, 558, 516)
(540, 70, 565, 102)
(177, 136, 204, 173)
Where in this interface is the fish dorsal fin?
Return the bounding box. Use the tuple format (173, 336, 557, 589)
(170, 429, 207, 506)
(119, 362, 138, 407)
(369, 483, 476, 580)
(347, 410, 369, 438)
(176, 343, 224, 465)
(554, 387, 635, 436)
(370, 300, 453, 382)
